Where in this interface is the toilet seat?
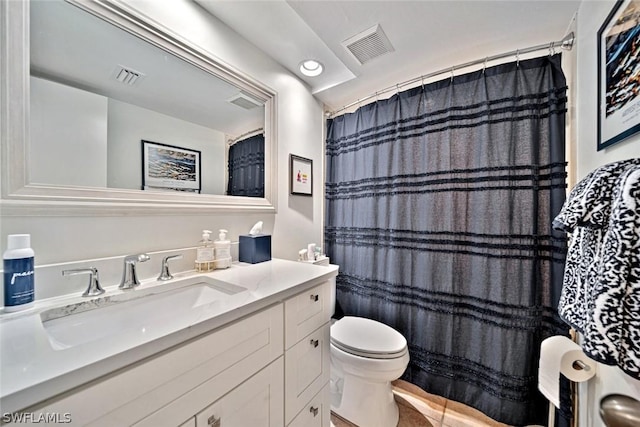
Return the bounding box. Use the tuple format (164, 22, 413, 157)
(331, 316, 407, 359)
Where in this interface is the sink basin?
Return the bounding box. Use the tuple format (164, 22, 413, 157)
(40, 276, 246, 350)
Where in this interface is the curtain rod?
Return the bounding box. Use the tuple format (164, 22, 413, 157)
(228, 127, 264, 145)
(328, 32, 575, 118)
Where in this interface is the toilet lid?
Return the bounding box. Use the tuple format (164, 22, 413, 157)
(331, 316, 407, 359)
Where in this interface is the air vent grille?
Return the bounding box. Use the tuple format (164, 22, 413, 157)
(114, 65, 144, 86)
(342, 24, 394, 65)
(227, 92, 263, 110)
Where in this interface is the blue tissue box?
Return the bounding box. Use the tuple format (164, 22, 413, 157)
(239, 234, 271, 264)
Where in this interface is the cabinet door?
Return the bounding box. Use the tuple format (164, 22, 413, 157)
(195, 358, 284, 427)
(284, 281, 331, 349)
(288, 384, 330, 427)
(285, 323, 330, 424)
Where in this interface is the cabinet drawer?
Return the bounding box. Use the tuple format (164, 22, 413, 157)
(287, 384, 330, 427)
(193, 357, 284, 427)
(284, 280, 332, 349)
(284, 323, 330, 424)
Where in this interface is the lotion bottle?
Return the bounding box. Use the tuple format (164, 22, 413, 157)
(195, 230, 214, 272)
(214, 229, 232, 269)
(3, 234, 35, 312)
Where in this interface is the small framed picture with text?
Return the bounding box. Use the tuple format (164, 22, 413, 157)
(290, 154, 312, 196)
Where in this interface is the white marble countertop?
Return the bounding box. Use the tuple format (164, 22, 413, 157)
(0, 258, 338, 413)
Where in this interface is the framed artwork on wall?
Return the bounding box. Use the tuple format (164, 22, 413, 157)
(597, 0, 640, 150)
(290, 154, 312, 196)
(141, 140, 201, 193)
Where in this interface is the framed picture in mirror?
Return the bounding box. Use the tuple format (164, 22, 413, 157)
(290, 154, 313, 196)
(142, 140, 201, 193)
(597, 0, 640, 150)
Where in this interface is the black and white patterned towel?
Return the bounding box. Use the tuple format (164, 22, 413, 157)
(553, 159, 640, 332)
(582, 165, 640, 378)
(553, 158, 640, 379)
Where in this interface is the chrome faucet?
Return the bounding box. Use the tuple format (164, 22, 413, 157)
(119, 253, 150, 290)
(62, 267, 105, 297)
(157, 254, 183, 281)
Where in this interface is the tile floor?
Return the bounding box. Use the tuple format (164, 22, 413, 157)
(331, 379, 511, 427)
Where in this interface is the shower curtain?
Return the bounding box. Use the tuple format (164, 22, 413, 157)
(227, 134, 265, 197)
(325, 54, 568, 426)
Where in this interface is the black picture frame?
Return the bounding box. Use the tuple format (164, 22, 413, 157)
(597, 0, 640, 150)
(290, 154, 312, 196)
(141, 140, 201, 193)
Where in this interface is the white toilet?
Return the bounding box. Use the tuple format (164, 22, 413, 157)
(330, 315, 410, 427)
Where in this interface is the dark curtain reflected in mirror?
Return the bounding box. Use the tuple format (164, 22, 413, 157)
(227, 134, 265, 197)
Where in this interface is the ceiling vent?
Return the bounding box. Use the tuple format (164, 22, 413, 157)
(114, 65, 144, 86)
(342, 24, 395, 65)
(227, 91, 263, 110)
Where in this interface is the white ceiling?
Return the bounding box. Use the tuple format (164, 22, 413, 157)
(196, 0, 581, 113)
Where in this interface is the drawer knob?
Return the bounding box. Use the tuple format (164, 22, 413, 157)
(310, 406, 319, 417)
(310, 294, 319, 302)
(207, 415, 221, 427)
(310, 339, 319, 348)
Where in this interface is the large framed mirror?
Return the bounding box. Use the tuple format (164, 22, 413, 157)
(1, 0, 277, 215)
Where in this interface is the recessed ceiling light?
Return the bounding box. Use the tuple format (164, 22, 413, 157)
(299, 59, 323, 77)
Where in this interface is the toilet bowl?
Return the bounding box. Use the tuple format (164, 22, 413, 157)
(330, 316, 410, 427)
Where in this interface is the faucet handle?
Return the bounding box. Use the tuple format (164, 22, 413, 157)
(158, 254, 183, 281)
(62, 267, 105, 297)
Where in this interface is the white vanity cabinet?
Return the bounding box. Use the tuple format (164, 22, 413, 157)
(2, 262, 338, 427)
(284, 280, 333, 426)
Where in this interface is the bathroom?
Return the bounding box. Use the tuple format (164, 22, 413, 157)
(1, 0, 639, 426)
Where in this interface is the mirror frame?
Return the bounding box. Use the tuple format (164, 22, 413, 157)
(0, 0, 277, 216)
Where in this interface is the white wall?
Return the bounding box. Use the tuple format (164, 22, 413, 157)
(107, 99, 226, 194)
(574, 1, 640, 425)
(30, 76, 108, 187)
(1, 0, 324, 299)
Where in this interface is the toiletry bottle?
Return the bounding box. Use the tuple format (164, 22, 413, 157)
(214, 229, 232, 269)
(195, 230, 214, 272)
(3, 234, 35, 312)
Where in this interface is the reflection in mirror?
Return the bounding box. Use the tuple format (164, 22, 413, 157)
(227, 132, 265, 197)
(29, 0, 265, 196)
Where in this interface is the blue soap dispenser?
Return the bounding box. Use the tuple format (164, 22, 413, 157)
(3, 234, 35, 312)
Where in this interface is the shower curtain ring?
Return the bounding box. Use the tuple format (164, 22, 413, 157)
(516, 49, 520, 67)
(421, 76, 425, 90)
(483, 57, 488, 73)
(450, 66, 455, 82)
(396, 84, 401, 95)
(549, 42, 554, 56)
